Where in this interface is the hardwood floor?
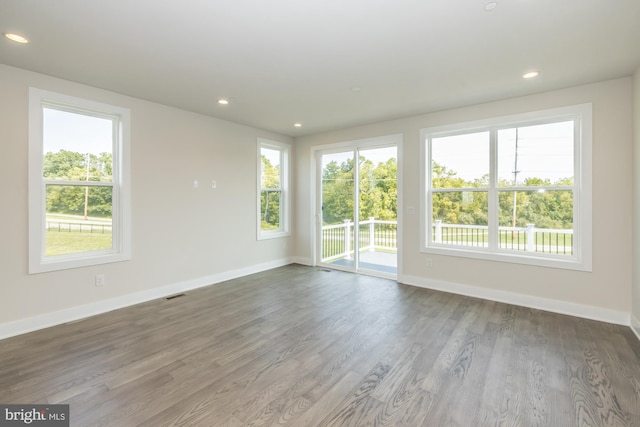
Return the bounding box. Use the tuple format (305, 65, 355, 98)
(1, 264, 640, 426)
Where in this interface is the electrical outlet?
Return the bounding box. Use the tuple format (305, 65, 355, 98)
(95, 274, 106, 287)
(212, 180, 217, 189)
(426, 258, 433, 267)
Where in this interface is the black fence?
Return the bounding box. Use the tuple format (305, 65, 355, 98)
(46, 221, 112, 234)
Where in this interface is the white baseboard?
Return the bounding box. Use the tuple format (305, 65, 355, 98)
(291, 256, 313, 266)
(399, 274, 630, 326)
(632, 314, 640, 342)
(3, 263, 634, 341)
(0, 258, 294, 340)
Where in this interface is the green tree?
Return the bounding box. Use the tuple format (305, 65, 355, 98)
(496, 176, 574, 229)
(431, 162, 489, 225)
(260, 155, 281, 229)
(43, 150, 113, 217)
(432, 160, 573, 229)
(43, 149, 86, 179)
(322, 158, 355, 224)
(367, 157, 397, 220)
(321, 156, 397, 224)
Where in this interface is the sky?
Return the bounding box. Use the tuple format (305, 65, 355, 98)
(321, 146, 397, 169)
(43, 107, 570, 186)
(431, 121, 574, 185)
(361, 146, 397, 166)
(43, 107, 113, 155)
(261, 146, 281, 167)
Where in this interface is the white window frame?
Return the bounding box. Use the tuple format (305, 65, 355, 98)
(420, 104, 592, 271)
(28, 88, 131, 273)
(257, 138, 291, 240)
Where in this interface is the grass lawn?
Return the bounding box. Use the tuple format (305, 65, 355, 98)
(46, 230, 112, 256)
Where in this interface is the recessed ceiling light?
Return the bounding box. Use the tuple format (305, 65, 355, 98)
(217, 99, 229, 105)
(484, 2, 497, 11)
(294, 123, 302, 128)
(523, 71, 540, 79)
(3, 33, 29, 44)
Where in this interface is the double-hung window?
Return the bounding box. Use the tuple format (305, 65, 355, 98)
(422, 104, 591, 271)
(29, 88, 131, 273)
(257, 138, 290, 239)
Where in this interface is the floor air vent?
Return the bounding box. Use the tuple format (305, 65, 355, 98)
(166, 293, 186, 300)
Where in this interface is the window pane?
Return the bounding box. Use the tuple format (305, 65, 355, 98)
(497, 121, 573, 187)
(498, 190, 573, 255)
(432, 191, 488, 247)
(45, 185, 113, 256)
(358, 146, 397, 222)
(261, 147, 281, 188)
(321, 152, 354, 225)
(257, 139, 290, 239)
(432, 132, 490, 188)
(260, 190, 281, 230)
(43, 108, 114, 182)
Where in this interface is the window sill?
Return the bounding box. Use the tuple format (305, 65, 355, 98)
(29, 251, 131, 274)
(421, 245, 591, 272)
(257, 230, 291, 241)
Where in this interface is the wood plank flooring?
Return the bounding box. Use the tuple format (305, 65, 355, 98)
(1, 264, 640, 426)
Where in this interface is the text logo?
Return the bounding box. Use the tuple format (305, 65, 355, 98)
(0, 405, 69, 426)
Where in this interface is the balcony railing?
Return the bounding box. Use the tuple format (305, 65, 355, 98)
(433, 220, 573, 255)
(322, 218, 574, 261)
(322, 218, 397, 262)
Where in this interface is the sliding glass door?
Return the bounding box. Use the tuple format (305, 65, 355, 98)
(318, 145, 397, 277)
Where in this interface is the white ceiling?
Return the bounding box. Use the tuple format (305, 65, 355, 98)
(1, 0, 639, 137)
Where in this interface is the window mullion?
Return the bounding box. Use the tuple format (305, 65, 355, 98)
(43, 180, 114, 187)
(488, 128, 498, 251)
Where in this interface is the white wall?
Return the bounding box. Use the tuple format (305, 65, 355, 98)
(295, 78, 634, 324)
(0, 65, 294, 337)
(2, 65, 635, 338)
(633, 68, 640, 337)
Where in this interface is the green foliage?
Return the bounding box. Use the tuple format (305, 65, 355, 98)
(260, 155, 281, 229)
(44, 150, 113, 218)
(44, 150, 112, 181)
(322, 156, 397, 225)
(46, 186, 113, 217)
(432, 160, 573, 229)
(497, 190, 573, 229)
(433, 192, 489, 225)
(43, 150, 85, 179)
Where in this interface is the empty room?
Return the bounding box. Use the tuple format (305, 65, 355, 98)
(1, 1, 640, 426)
